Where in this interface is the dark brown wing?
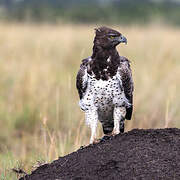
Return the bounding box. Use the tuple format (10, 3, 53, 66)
(119, 56, 134, 120)
(76, 58, 90, 99)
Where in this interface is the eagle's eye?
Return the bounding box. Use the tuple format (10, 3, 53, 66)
(110, 36, 115, 39)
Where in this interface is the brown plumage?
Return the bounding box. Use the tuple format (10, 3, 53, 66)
(76, 27, 134, 143)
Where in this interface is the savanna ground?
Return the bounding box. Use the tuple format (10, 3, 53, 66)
(20, 128, 180, 180)
(0, 23, 179, 179)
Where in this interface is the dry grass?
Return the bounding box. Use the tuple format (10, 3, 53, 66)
(0, 23, 179, 179)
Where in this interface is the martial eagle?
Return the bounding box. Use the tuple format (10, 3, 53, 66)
(76, 27, 134, 144)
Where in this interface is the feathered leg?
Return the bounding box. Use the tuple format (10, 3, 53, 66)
(113, 107, 126, 135)
(85, 109, 98, 144)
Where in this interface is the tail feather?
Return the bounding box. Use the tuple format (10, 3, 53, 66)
(125, 106, 133, 120)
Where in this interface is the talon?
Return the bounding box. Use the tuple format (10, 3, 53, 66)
(92, 138, 100, 144)
(112, 130, 120, 136)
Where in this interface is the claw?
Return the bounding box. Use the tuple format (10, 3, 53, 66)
(92, 138, 100, 144)
(112, 131, 119, 136)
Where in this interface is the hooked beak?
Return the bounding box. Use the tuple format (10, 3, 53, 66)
(119, 35, 127, 44)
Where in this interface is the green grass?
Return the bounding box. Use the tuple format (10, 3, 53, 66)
(0, 23, 179, 179)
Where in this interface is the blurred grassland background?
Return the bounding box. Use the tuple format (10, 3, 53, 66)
(0, 0, 180, 179)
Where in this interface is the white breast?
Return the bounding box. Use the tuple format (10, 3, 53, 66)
(79, 72, 129, 113)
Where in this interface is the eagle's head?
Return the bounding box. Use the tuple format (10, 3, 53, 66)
(94, 26, 127, 49)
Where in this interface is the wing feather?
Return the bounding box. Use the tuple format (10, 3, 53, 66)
(119, 56, 134, 120)
(76, 58, 90, 99)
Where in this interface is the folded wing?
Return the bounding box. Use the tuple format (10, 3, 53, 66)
(119, 56, 134, 120)
(76, 58, 90, 99)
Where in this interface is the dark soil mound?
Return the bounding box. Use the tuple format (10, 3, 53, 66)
(20, 128, 180, 180)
